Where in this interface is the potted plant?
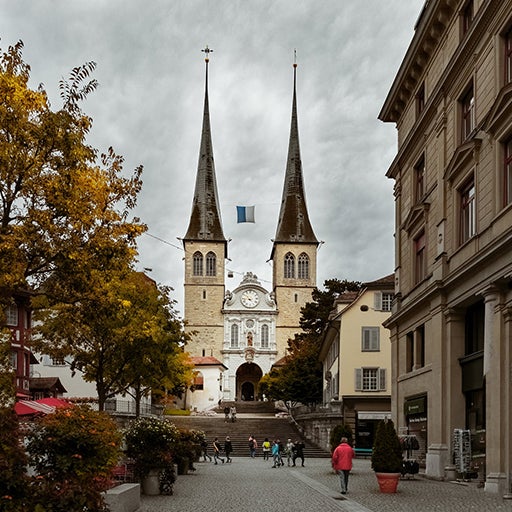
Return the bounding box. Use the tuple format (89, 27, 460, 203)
(124, 417, 178, 495)
(371, 418, 403, 493)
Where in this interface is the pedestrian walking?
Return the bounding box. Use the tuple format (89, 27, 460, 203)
(213, 437, 225, 464)
(230, 405, 237, 422)
(271, 439, 282, 468)
(292, 439, 305, 467)
(224, 436, 233, 463)
(201, 438, 212, 462)
(224, 405, 230, 422)
(248, 435, 257, 458)
(262, 437, 271, 461)
(285, 438, 294, 466)
(331, 437, 355, 494)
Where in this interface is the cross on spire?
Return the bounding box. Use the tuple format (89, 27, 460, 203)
(202, 45, 213, 62)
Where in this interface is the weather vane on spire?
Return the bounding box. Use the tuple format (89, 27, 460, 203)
(293, 48, 297, 68)
(202, 45, 213, 62)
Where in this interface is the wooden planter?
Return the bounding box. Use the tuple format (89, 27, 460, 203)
(375, 472, 400, 493)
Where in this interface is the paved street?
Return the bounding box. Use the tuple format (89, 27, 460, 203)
(139, 456, 512, 512)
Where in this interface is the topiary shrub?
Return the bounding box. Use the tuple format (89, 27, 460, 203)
(371, 418, 402, 473)
(329, 424, 353, 453)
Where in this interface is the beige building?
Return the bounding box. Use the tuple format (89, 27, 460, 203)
(319, 275, 394, 452)
(380, 0, 512, 493)
(181, 54, 319, 408)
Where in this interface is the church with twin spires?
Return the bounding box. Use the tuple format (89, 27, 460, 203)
(181, 49, 319, 410)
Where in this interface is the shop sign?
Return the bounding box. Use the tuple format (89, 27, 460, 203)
(404, 396, 426, 416)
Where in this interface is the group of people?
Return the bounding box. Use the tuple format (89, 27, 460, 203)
(201, 436, 233, 464)
(223, 405, 237, 423)
(253, 436, 305, 467)
(201, 433, 356, 496)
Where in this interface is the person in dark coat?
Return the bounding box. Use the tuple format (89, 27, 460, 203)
(292, 439, 305, 467)
(224, 436, 233, 463)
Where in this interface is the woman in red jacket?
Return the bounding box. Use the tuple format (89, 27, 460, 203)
(331, 437, 355, 494)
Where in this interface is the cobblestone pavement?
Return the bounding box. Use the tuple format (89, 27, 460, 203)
(139, 457, 512, 512)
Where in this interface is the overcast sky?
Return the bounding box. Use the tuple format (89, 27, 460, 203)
(1, 0, 424, 316)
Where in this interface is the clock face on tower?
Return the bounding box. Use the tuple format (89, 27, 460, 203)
(241, 289, 259, 308)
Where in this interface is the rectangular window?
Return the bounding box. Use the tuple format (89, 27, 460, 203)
(504, 138, 512, 206)
(415, 82, 425, 118)
(406, 332, 414, 373)
(51, 357, 66, 366)
(374, 292, 393, 312)
(414, 231, 426, 284)
(10, 351, 17, 369)
(461, 0, 473, 36)
(5, 305, 18, 326)
(461, 84, 475, 141)
(361, 327, 380, 351)
(414, 154, 425, 202)
(506, 25, 512, 84)
(460, 178, 476, 244)
(355, 368, 387, 391)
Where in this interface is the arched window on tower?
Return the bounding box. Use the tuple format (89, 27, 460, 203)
(298, 253, 309, 279)
(261, 324, 269, 348)
(206, 251, 216, 276)
(284, 252, 295, 279)
(230, 324, 239, 348)
(193, 251, 203, 276)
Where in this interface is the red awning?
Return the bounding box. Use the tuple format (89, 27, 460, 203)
(14, 397, 72, 416)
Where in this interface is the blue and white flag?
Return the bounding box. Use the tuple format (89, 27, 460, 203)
(236, 205, 255, 223)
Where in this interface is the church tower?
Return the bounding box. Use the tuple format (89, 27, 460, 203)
(182, 47, 227, 359)
(270, 61, 319, 350)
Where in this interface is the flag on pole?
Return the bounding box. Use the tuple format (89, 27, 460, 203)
(236, 205, 255, 223)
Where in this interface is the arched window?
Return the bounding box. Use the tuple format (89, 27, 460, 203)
(193, 251, 203, 276)
(205, 251, 216, 276)
(261, 324, 269, 348)
(298, 253, 309, 279)
(230, 324, 239, 348)
(284, 252, 295, 279)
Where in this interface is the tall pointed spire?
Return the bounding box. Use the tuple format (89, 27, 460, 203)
(271, 59, 318, 257)
(184, 47, 226, 250)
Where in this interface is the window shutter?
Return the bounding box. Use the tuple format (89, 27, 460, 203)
(374, 292, 382, 311)
(378, 368, 387, 391)
(362, 329, 370, 350)
(371, 329, 380, 351)
(355, 368, 362, 391)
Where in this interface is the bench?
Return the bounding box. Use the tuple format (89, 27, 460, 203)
(104, 483, 140, 512)
(355, 447, 372, 458)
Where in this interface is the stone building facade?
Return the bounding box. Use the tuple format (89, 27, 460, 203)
(380, 0, 512, 493)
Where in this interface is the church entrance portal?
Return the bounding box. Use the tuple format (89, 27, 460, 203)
(236, 363, 263, 401)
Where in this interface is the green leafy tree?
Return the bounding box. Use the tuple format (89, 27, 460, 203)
(329, 423, 354, 453)
(0, 41, 145, 307)
(34, 271, 192, 412)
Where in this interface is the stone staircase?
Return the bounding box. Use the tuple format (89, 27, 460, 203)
(167, 402, 330, 459)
